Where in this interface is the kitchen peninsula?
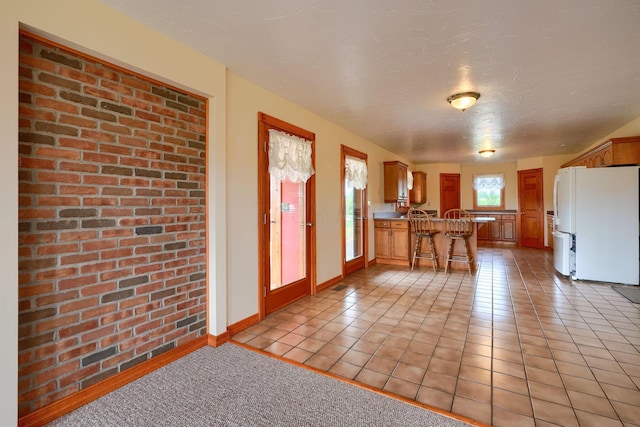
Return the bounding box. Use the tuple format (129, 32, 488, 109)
(373, 212, 495, 271)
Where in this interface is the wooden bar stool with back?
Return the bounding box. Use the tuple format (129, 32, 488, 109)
(443, 209, 475, 275)
(407, 208, 439, 272)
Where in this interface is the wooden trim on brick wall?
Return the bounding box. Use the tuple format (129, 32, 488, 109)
(19, 28, 207, 102)
(18, 336, 208, 427)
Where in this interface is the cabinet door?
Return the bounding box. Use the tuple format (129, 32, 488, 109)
(474, 215, 493, 240)
(390, 227, 409, 260)
(410, 171, 427, 204)
(502, 217, 516, 242)
(489, 219, 502, 240)
(375, 227, 391, 258)
(398, 164, 408, 201)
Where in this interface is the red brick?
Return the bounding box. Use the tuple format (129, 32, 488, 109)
(59, 115, 97, 129)
(34, 98, 79, 114)
(80, 281, 117, 297)
(100, 330, 132, 349)
(59, 161, 100, 173)
(19, 208, 56, 219)
(60, 252, 100, 265)
(59, 297, 99, 314)
(100, 269, 133, 281)
(19, 282, 55, 298)
(101, 310, 135, 327)
(81, 325, 116, 343)
(58, 66, 98, 85)
(134, 319, 162, 335)
(83, 86, 118, 101)
(134, 263, 162, 275)
(83, 152, 117, 164)
(58, 137, 98, 151)
(35, 267, 77, 281)
(134, 337, 164, 355)
(80, 261, 117, 274)
(35, 291, 78, 307)
(36, 196, 81, 206)
(80, 303, 117, 320)
(18, 357, 55, 378)
(58, 275, 98, 290)
(58, 342, 97, 362)
(59, 364, 99, 388)
(58, 230, 98, 242)
(34, 360, 79, 386)
(34, 313, 79, 334)
(35, 146, 81, 160)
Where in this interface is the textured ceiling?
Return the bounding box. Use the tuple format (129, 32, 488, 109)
(99, 0, 640, 164)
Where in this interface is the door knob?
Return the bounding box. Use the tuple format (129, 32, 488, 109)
(306, 222, 313, 227)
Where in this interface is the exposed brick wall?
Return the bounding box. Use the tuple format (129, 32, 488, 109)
(18, 34, 208, 415)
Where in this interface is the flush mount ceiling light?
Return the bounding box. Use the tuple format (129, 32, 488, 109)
(479, 149, 495, 158)
(447, 92, 481, 111)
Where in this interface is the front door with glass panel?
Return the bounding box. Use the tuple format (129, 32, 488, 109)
(258, 113, 316, 316)
(342, 146, 368, 276)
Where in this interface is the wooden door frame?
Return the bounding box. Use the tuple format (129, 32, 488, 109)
(257, 112, 316, 319)
(341, 145, 368, 277)
(517, 168, 544, 248)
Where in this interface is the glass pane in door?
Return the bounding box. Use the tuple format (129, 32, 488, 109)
(345, 183, 364, 262)
(270, 175, 306, 290)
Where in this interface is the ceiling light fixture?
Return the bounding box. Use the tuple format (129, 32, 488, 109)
(447, 92, 481, 111)
(479, 149, 495, 158)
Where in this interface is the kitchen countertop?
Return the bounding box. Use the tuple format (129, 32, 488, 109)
(373, 212, 495, 222)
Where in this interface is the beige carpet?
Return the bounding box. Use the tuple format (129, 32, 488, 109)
(47, 344, 473, 426)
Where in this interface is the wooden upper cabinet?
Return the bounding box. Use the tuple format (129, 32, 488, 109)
(562, 136, 640, 168)
(409, 171, 427, 204)
(383, 161, 409, 202)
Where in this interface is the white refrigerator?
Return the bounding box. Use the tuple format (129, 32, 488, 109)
(553, 166, 639, 285)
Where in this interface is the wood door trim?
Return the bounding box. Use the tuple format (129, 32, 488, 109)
(257, 113, 316, 319)
(341, 145, 368, 277)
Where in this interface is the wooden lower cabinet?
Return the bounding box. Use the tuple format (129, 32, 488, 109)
(374, 220, 410, 265)
(473, 213, 516, 243)
(501, 215, 516, 242)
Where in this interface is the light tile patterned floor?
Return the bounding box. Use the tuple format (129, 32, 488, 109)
(234, 246, 640, 426)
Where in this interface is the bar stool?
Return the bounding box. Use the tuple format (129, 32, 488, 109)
(443, 209, 475, 275)
(407, 208, 439, 272)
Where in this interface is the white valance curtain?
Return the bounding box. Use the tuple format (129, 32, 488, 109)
(268, 129, 315, 183)
(473, 174, 505, 190)
(345, 156, 368, 190)
(407, 170, 414, 190)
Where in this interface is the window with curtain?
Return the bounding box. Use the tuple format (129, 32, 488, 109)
(344, 156, 368, 189)
(473, 174, 505, 209)
(268, 129, 315, 183)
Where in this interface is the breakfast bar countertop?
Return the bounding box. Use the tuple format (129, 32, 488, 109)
(373, 212, 495, 222)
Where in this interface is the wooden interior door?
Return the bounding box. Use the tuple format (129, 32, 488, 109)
(258, 113, 316, 316)
(518, 168, 544, 248)
(439, 173, 461, 216)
